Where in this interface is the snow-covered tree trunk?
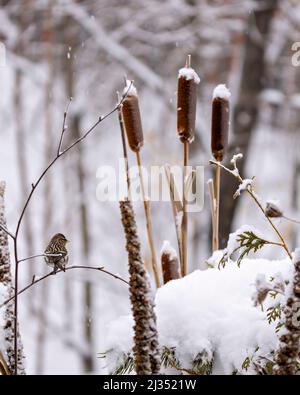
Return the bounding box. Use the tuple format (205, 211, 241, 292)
(0, 182, 26, 374)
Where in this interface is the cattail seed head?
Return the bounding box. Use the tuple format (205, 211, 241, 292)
(122, 80, 144, 152)
(161, 241, 180, 284)
(211, 84, 231, 162)
(177, 60, 200, 143)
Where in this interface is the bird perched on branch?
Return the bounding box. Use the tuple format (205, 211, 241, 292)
(44, 233, 69, 273)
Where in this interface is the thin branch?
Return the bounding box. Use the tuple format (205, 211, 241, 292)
(209, 159, 292, 260)
(1, 265, 128, 308)
(117, 91, 131, 199)
(57, 97, 72, 156)
(18, 253, 63, 263)
(283, 215, 300, 225)
(0, 224, 15, 240)
(208, 178, 216, 253)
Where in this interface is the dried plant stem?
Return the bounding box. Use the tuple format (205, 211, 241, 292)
(117, 92, 131, 199)
(249, 190, 292, 259)
(208, 179, 216, 253)
(136, 151, 160, 288)
(283, 215, 300, 225)
(209, 159, 292, 260)
(181, 141, 189, 276)
(164, 165, 183, 267)
(213, 164, 221, 251)
(0, 265, 128, 308)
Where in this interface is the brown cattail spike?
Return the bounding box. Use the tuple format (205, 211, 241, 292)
(122, 80, 144, 152)
(161, 241, 180, 284)
(177, 58, 200, 143)
(211, 84, 231, 162)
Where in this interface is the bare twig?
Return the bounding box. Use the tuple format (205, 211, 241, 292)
(18, 253, 63, 263)
(57, 97, 72, 156)
(0, 265, 128, 308)
(283, 215, 300, 225)
(11, 85, 132, 374)
(117, 91, 131, 199)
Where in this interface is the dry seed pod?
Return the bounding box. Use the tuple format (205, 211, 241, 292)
(211, 84, 231, 162)
(177, 64, 200, 143)
(161, 241, 180, 284)
(265, 201, 283, 218)
(122, 80, 144, 152)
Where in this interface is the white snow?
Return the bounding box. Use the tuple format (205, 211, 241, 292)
(213, 84, 231, 100)
(104, 256, 294, 374)
(260, 89, 284, 105)
(160, 240, 177, 260)
(231, 153, 243, 165)
(293, 248, 300, 263)
(234, 178, 253, 198)
(178, 67, 200, 84)
(122, 79, 138, 97)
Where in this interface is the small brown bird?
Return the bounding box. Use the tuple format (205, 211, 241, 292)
(44, 233, 69, 273)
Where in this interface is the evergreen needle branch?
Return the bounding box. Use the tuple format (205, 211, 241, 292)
(0, 265, 128, 308)
(10, 83, 132, 375)
(209, 158, 292, 260)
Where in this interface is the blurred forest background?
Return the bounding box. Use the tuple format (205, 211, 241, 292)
(0, 0, 299, 374)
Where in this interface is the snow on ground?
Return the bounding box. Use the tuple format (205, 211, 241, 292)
(104, 255, 293, 375)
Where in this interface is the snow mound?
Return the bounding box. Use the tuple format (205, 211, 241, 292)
(104, 256, 294, 375)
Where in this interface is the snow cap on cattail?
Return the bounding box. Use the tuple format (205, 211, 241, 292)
(177, 55, 200, 143)
(211, 84, 231, 162)
(161, 240, 180, 284)
(122, 80, 144, 152)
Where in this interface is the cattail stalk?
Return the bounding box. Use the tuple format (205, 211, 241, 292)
(177, 55, 200, 276)
(117, 92, 131, 199)
(119, 199, 160, 375)
(161, 241, 180, 284)
(122, 80, 160, 288)
(210, 84, 231, 252)
(136, 151, 160, 287)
